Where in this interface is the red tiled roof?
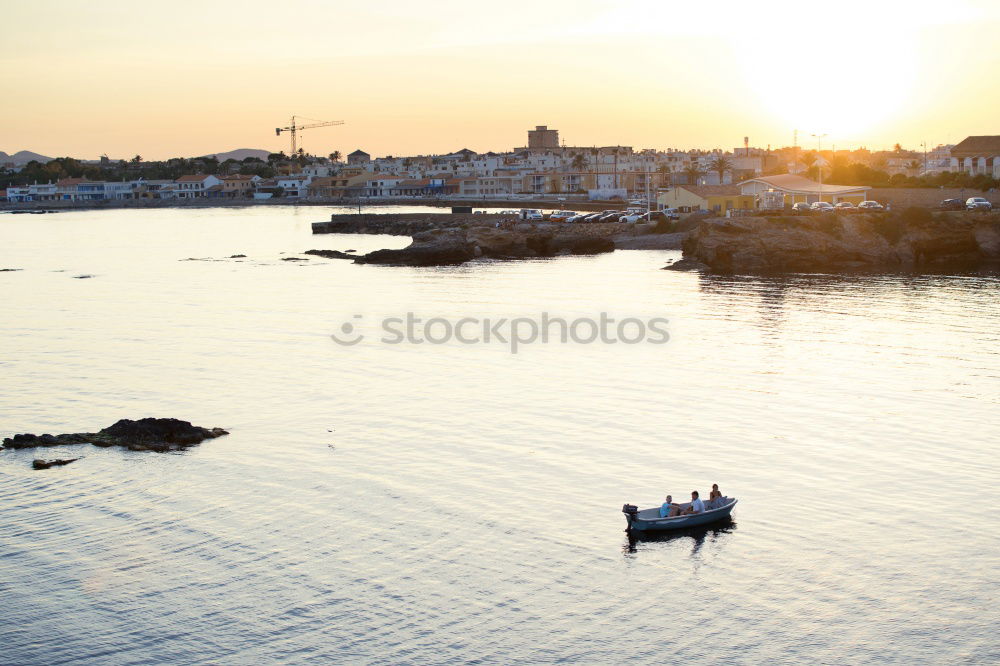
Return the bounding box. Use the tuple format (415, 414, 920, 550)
(951, 135, 1000, 157)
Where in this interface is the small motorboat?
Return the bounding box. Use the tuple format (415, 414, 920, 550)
(622, 498, 738, 533)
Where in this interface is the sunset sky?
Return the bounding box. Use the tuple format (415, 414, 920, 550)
(2, 0, 998, 160)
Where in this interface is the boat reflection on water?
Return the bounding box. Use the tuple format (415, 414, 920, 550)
(624, 517, 737, 556)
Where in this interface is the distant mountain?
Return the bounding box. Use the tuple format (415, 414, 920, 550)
(0, 150, 55, 165)
(1, 148, 272, 165)
(199, 148, 271, 162)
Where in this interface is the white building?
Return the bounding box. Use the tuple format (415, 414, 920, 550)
(27, 182, 58, 200)
(738, 174, 870, 205)
(175, 174, 222, 198)
(103, 181, 134, 200)
(277, 175, 312, 197)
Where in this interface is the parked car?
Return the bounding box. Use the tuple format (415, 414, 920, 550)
(520, 208, 544, 221)
(966, 197, 993, 211)
(619, 210, 648, 223)
(597, 210, 624, 222)
(939, 198, 965, 211)
(792, 202, 811, 213)
(579, 212, 603, 223)
(857, 200, 883, 210)
(566, 213, 590, 223)
(549, 210, 577, 222)
(834, 202, 856, 212)
(810, 202, 835, 212)
(640, 211, 671, 224)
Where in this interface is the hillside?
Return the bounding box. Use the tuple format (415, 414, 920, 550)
(199, 148, 270, 162)
(0, 150, 55, 165)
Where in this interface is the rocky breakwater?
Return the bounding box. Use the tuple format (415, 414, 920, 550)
(312, 213, 502, 236)
(3, 418, 229, 453)
(673, 210, 1000, 273)
(354, 226, 615, 267)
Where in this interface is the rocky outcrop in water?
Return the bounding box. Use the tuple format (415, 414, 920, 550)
(304, 249, 357, 260)
(32, 458, 80, 470)
(678, 211, 1000, 273)
(3, 418, 229, 452)
(353, 227, 615, 267)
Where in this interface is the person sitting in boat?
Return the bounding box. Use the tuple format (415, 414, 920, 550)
(659, 495, 680, 518)
(681, 490, 705, 515)
(707, 484, 722, 509)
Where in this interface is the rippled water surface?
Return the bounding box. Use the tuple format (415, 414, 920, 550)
(2, 206, 999, 664)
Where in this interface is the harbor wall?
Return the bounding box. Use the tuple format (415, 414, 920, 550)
(312, 213, 645, 236)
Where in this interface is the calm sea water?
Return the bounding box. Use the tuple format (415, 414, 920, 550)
(1, 206, 998, 665)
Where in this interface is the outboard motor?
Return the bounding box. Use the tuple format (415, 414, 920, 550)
(622, 503, 638, 529)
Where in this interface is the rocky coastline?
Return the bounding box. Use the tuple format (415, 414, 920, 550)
(310, 213, 681, 266)
(671, 211, 1000, 273)
(353, 227, 616, 266)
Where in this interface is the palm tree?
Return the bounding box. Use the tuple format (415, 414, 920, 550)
(709, 156, 732, 183)
(682, 163, 704, 185)
(571, 153, 587, 171)
(329, 151, 342, 163)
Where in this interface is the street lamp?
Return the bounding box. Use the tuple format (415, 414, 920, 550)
(811, 132, 828, 201)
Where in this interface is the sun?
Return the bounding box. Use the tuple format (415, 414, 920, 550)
(718, 1, 921, 144)
(740, 40, 917, 142)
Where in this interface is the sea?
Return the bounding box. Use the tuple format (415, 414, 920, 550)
(1, 205, 998, 664)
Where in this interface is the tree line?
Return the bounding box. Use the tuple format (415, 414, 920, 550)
(0, 149, 341, 189)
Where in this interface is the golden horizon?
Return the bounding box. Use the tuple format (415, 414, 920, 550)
(2, 0, 998, 160)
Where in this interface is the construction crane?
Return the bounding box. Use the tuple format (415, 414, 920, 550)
(275, 116, 344, 156)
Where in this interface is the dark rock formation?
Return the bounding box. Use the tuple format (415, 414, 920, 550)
(549, 234, 615, 255)
(0, 268, 22, 272)
(304, 249, 356, 260)
(312, 213, 502, 236)
(681, 212, 1000, 273)
(73, 274, 95, 279)
(229, 254, 247, 258)
(356, 240, 476, 266)
(663, 257, 710, 271)
(32, 458, 80, 470)
(3, 418, 229, 452)
(353, 227, 616, 267)
(281, 257, 308, 261)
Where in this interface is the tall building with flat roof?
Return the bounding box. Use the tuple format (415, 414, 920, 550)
(528, 125, 559, 150)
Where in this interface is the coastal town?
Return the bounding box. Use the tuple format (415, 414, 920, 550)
(5, 2, 1000, 664)
(2, 127, 998, 212)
